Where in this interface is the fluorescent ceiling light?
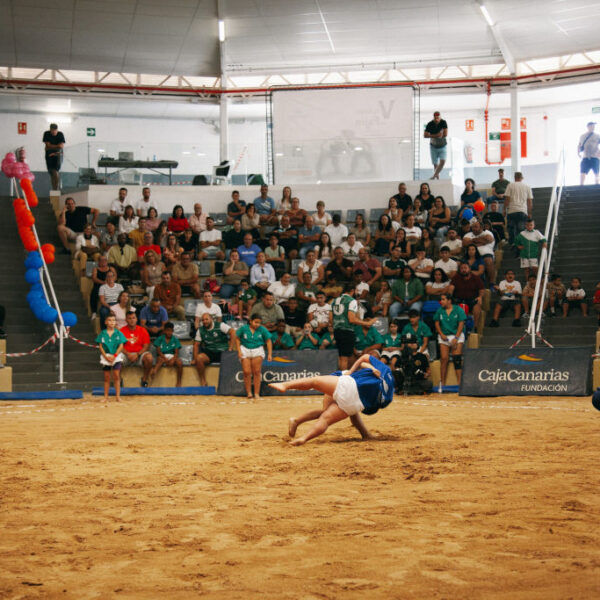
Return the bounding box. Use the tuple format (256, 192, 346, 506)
(218, 20, 225, 42)
(479, 4, 495, 27)
(45, 115, 72, 124)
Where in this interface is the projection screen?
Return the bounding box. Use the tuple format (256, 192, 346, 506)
(272, 86, 414, 184)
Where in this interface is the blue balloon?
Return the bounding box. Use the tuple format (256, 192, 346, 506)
(62, 312, 78, 328)
(30, 282, 43, 293)
(25, 268, 40, 284)
(27, 290, 45, 305)
(41, 307, 58, 324)
(32, 303, 47, 319)
(24, 252, 43, 270)
(463, 208, 474, 221)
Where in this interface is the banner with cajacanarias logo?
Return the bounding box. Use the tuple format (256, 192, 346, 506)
(217, 350, 339, 396)
(460, 347, 592, 396)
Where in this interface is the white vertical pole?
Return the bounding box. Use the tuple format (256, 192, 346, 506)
(510, 81, 521, 174)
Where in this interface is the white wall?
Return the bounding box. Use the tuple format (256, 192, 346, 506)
(66, 180, 462, 216)
(0, 112, 267, 177)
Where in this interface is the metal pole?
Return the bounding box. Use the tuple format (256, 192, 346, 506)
(510, 81, 520, 174)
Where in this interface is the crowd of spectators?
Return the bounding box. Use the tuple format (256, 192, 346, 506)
(62, 176, 596, 388)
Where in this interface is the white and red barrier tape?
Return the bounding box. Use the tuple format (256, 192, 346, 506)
(0, 333, 57, 357)
(67, 333, 99, 349)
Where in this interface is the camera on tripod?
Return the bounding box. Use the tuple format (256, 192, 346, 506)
(393, 333, 432, 395)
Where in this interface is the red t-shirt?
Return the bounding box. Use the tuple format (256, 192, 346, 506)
(137, 244, 162, 259)
(119, 325, 150, 353)
(594, 290, 600, 304)
(167, 217, 189, 233)
(451, 273, 484, 300)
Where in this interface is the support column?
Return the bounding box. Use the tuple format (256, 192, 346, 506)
(510, 80, 520, 173)
(219, 94, 229, 163)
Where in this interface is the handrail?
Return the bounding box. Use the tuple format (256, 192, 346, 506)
(526, 149, 566, 348)
(13, 178, 67, 383)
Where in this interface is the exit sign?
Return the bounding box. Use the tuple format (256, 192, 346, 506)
(592, 107, 600, 113)
(87, 127, 96, 137)
(489, 132, 500, 141)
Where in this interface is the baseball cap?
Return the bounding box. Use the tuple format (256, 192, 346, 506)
(433, 111, 440, 117)
(587, 121, 596, 126)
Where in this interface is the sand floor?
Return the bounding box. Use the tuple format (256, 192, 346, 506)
(0, 393, 599, 599)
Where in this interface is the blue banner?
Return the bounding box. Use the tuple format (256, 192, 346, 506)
(217, 349, 339, 396)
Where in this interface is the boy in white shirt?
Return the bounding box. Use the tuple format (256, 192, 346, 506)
(490, 269, 522, 327)
(308, 291, 333, 333)
(434, 246, 458, 279)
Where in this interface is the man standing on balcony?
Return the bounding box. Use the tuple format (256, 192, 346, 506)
(424, 111, 448, 180)
(42, 123, 65, 191)
(578, 121, 600, 185)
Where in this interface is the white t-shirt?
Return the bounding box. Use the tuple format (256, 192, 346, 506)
(268, 281, 296, 304)
(566, 288, 586, 300)
(403, 226, 422, 240)
(324, 223, 348, 248)
(463, 231, 495, 257)
(118, 216, 139, 234)
(505, 182, 533, 215)
(434, 258, 458, 276)
(99, 283, 124, 305)
(136, 198, 158, 217)
(409, 257, 433, 279)
(194, 302, 222, 320)
(200, 229, 222, 244)
(194, 321, 231, 342)
(355, 281, 370, 297)
(313, 212, 332, 229)
(298, 259, 323, 283)
(110, 198, 127, 216)
(499, 279, 522, 301)
(340, 240, 364, 259)
(75, 233, 99, 253)
(308, 302, 332, 325)
(444, 239, 463, 255)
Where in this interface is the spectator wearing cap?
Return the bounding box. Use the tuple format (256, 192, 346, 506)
(491, 168, 509, 203)
(324, 213, 348, 248)
(107, 233, 138, 279)
(578, 121, 600, 185)
(424, 111, 448, 180)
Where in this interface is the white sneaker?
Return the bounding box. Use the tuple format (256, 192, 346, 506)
(91, 312, 97, 319)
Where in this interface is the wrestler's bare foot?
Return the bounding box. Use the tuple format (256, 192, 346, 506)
(288, 417, 298, 438)
(361, 433, 375, 441)
(269, 382, 287, 393)
(289, 437, 306, 446)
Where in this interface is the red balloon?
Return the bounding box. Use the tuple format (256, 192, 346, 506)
(43, 251, 55, 265)
(41, 243, 56, 254)
(474, 199, 486, 213)
(20, 178, 38, 207)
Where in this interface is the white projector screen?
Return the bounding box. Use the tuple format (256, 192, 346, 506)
(272, 86, 414, 184)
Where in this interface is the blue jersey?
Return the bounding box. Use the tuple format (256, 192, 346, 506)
(332, 356, 394, 415)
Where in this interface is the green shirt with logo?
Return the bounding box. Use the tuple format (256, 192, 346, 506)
(196, 322, 232, 352)
(153, 334, 182, 355)
(401, 321, 433, 346)
(433, 304, 467, 336)
(332, 293, 358, 331)
(95, 329, 127, 355)
(354, 325, 384, 351)
(236, 324, 271, 349)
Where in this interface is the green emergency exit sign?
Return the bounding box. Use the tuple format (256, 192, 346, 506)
(489, 132, 500, 141)
(87, 127, 96, 137)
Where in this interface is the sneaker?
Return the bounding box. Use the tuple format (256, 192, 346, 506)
(489, 319, 499, 328)
(512, 318, 521, 327)
(141, 379, 148, 388)
(522, 312, 529, 319)
(91, 312, 97, 320)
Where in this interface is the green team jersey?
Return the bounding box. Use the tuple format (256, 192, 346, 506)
(297, 332, 320, 350)
(238, 287, 257, 303)
(195, 322, 232, 352)
(236, 324, 271, 349)
(270, 331, 295, 349)
(401, 321, 433, 346)
(515, 230, 546, 259)
(319, 331, 336, 348)
(382, 333, 402, 349)
(434, 304, 467, 336)
(95, 329, 127, 355)
(332, 293, 358, 331)
(354, 325, 384, 351)
(153, 334, 182, 355)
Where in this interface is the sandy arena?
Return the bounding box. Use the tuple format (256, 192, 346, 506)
(1, 393, 599, 599)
